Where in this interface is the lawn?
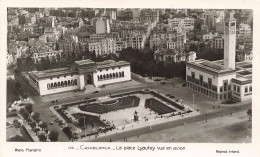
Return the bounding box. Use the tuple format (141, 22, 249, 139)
(145, 98, 176, 115)
(72, 113, 107, 128)
(78, 96, 140, 114)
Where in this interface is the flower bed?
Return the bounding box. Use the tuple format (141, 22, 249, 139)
(145, 98, 176, 115)
(78, 96, 140, 114)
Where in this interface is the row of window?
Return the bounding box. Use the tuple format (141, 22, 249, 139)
(47, 79, 77, 90)
(97, 71, 125, 81)
(187, 83, 218, 99)
(234, 85, 252, 93)
(187, 83, 230, 100)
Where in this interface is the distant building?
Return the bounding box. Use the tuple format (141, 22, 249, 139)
(116, 41, 127, 52)
(236, 50, 253, 62)
(96, 19, 110, 34)
(154, 49, 196, 63)
(143, 9, 159, 22)
(32, 50, 63, 62)
(238, 23, 252, 38)
(28, 59, 131, 95)
(168, 17, 194, 31)
(89, 38, 117, 55)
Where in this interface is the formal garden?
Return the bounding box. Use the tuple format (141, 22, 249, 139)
(51, 89, 196, 140)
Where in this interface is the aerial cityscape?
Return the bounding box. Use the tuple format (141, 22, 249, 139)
(6, 8, 252, 142)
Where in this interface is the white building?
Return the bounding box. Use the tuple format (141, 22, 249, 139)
(186, 13, 252, 102)
(32, 50, 63, 62)
(154, 49, 196, 63)
(144, 10, 159, 22)
(89, 38, 116, 56)
(126, 34, 146, 49)
(238, 23, 252, 38)
(168, 17, 194, 31)
(236, 50, 253, 62)
(28, 59, 131, 96)
(96, 19, 110, 34)
(116, 41, 127, 52)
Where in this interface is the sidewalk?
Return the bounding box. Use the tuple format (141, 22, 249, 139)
(220, 99, 252, 107)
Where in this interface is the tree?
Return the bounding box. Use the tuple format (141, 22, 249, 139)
(25, 103, 33, 114)
(34, 127, 40, 135)
(40, 122, 48, 131)
(31, 112, 40, 121)
(19, 108, 26, 115)
(15, 82, 21, 90)
(247, 109, 252, 121)
(247, 109, 252, 117)
(48, 130, 59, 142)
(13, 119, 21, 128)
(21, 110, 30, 121)
(38, 133, 47, 142)
(30, 121, 36, 129)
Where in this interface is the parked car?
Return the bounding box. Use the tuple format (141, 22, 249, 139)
(93, 91, 99, 93)
(51, 100, 58, 103)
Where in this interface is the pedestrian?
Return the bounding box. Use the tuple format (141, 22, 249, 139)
(110, 138, 112, 142)
(173, 138, 174, 141)
(124, 137, 126, 141)
(206, 119, 207, 123)
(137, 135, 139, 138)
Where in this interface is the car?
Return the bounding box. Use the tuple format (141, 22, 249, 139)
(93, 91, 99, 93)
(160, 81, 166, 85)
(50, 122, 53, 125)
(51, 100, 58, 103)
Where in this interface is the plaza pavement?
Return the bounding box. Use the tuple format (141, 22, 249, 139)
(115, 111, 251, 143)
(84, 101, 251, 142)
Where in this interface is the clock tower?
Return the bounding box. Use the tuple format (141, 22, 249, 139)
(224, 13, 236, 70)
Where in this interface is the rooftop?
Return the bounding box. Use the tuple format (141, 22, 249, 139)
(75, 59, 95, 66)
(97, 60, 130, 69)
(28, 67, 77, 79)
(187, 59, 236, 74)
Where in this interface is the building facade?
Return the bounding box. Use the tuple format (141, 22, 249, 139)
(186, 14, 252, 102)
(28, 59, 131, 96)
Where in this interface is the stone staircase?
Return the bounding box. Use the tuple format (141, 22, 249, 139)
(84, 85, 100, 94)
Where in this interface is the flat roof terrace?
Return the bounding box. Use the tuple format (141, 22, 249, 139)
(187, 59, 235, 74)
(237, 70, 252, 76)
(28, 67, 77, 80)
(96, 60, 130, 69)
